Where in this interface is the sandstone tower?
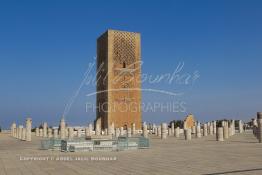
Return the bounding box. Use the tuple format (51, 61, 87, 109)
(96, 29, 142, 130)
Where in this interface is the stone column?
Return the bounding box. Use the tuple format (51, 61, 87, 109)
(11, 122, 16, 137)
(35, 128, 39, 137)
(104, 128, 108, 135)
(143, 123, 148, 138)
(232, 120, 236, 135)
(95, 123, 101, 136)
(18, 125, 23, 140)
(115, 128, 120, 138)
(223, 121, 229, 139)
(155, 126, 158, 136)
(228, 125, 232, 137)
(85, 127, 90, 137)
(131, 123, 136, 135)
(185, 128, 192, 140)
(111, 123, 115, 136)
(16, 126, 19, 139)
(209, 124, 213, 136)
(157, 126, 161, 137)
(153, 124, 157, 135)
(120, 127, 124, 136)
(257, 112, 262, 143)
(226, 120, 231, 138)
(203, 124, 208, 136)
(207, 122, 210, 134)
(22, 128, 26, 141)
(196, 122, 201, 138)
(25, 118, 32, 141)
(60, 118, 66, 139)
(77, 128, 82, 138)
(89, 123, 93, 136)
(54, 128, 58, 138)
(216, 127, 224, 141)
(16, 127, 19, 138)
(12, 127, 15, 137)
(127, 128, 132, 137)
(68, 127, 74, 140)
(171, 122, 175, 135)
(228, 121, 233, 136)
(48, 128, 52, 138)
(39, 128, 43, 137)
(175, 127, 180, 138)
(213, 121, 217, 134)
(168, 128, 172, 136)
(148, 124, 152, 134)
(14, 128, 17, 138)
(161, 123, 167, 139)
(13, 123, 16, 137)
(111, 123, 116, 136)
(239, 120, 243, 133)
(43, 122, 48, 137)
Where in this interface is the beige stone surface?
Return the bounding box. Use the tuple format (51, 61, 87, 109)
(0, 131, 262, 175)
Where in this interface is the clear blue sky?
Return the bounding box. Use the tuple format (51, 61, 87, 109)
(0, 0, 261, 129)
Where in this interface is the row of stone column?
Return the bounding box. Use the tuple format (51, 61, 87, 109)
(151, 122, 206, 140)
(216, 120, 245, 141)
(149, 119, 244, 141)
(10, 118, 32, 141)
(151, 122, 196, 140)
(184, 121, 214, 141)
(12, 117, 244, 142)
(152, 123, 178, 139)
(35, 118, 66, 139)
(83, 122, 138, 138)
(94, 122, 137, 138)
(34, 120, 139, 140)
(185, 120, 244, 141)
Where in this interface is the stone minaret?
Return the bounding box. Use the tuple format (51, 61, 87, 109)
(96, 29, 142, 130)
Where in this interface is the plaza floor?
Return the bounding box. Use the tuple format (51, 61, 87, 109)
(0, 131, 262, 175)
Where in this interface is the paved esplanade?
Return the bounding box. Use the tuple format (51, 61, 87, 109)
(0, 131, 262, 175)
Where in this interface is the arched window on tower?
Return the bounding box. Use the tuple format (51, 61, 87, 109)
(123, 61, 126, 68)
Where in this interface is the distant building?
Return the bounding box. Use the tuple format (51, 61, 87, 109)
(184, 114, 195, 129)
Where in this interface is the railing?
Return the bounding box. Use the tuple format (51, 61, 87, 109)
(40, 136, 149, 152)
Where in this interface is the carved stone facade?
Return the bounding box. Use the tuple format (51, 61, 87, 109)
(96, 29, 142, 130)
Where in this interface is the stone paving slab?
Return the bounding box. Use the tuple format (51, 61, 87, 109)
(0, 131, 262, 175)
